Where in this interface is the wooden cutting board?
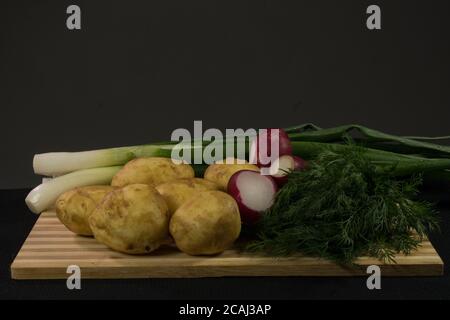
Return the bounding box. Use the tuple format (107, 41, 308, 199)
(11, 211, 444, 279)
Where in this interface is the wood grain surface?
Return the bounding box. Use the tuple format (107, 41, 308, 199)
(11, 211, 444, 279)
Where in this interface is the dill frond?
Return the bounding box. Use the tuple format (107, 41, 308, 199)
(246, 145, 439, 264)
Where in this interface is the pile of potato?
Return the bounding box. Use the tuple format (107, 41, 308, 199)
(55, 157, 258, 255)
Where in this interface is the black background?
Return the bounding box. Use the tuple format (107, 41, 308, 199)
(1, 0, 450, 188)
(1, 0, 450, 300)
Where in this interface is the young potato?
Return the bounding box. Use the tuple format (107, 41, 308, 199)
(89, 184, 169, 254)
(170, 190, 241, 255)
(155, 178, 219, 217)
(55, 185, 115, 236)
(204, 158, 259, 190)
(111, 157, 194, 188)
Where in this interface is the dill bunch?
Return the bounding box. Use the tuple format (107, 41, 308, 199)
(246, 145, 439, 264)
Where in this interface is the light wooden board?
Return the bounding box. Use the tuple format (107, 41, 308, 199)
(11, 211, 444, 279)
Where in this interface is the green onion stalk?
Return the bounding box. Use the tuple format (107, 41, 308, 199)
(26, 166, 122, 214)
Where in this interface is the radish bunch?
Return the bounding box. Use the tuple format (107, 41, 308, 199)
(228, 128, 307, 225)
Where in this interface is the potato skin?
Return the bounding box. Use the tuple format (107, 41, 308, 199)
(170, 190, 241, 255)
(111, 157, 194, 188)
(56, 185, 115, 236)
(89, 184, 169, 254)
(156, 178, 219, 217)
(204, 158, 259, 190)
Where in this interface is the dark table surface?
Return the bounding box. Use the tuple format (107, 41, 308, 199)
(1, 189, 450, 300)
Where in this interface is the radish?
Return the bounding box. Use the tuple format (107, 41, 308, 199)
(249, 128, 292, 167)
(293, 155, 308, 171)
(269, 155, 295, 186)
(227, 170, 278, 225)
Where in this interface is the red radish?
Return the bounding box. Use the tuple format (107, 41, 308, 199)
(249, 128, 292, 167)
(293, 156, 308, 171)
(227, 170, 278, 225)
(269, 155, 295, 186)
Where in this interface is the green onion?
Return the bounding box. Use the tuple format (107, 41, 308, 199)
(33, 144, 175, 176)
(34, 124, 450, 176)
(287, 124, 450, 158)
(292, 141, 450, 176)
(26, 166, 122, 214)
(33, 136, 248, 176)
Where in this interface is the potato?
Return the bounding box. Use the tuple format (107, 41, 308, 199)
(204, 158, 259, 190)
(156, 178, 219, 217)
(111, 157, 194, 188)
(170, 190, 241, 255)
(55, 185, 115, 236)
(89, 184, 169, 254)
